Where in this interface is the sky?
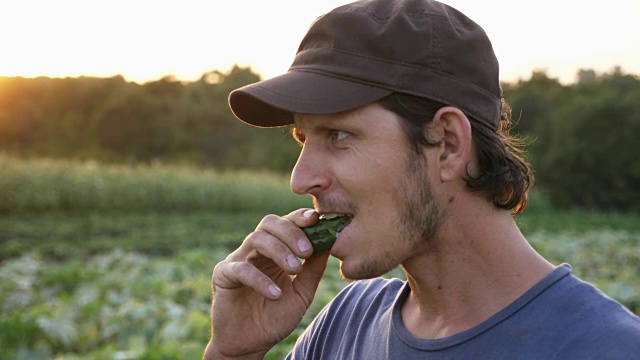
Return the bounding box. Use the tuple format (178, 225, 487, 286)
(1, 0, 639, 85)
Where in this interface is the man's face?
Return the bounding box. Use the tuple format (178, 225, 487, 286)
(291, 103, 444, 280)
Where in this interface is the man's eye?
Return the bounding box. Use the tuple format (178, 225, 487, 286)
(331, 130, 349, 141)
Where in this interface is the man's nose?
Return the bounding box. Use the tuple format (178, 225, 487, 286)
(290, 146, 331, 196)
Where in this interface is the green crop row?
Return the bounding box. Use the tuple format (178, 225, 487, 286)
(0, 250, 217, 360)
(0, 154, 310, 214)
(1, 227, 638, 359)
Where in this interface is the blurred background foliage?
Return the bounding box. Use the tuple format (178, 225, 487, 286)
(0, 66, 299, 174)
(503, 66, 640, 212)
(1, 65, 638, 212)
(1, 65, 639, 212)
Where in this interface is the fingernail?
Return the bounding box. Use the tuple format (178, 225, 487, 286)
(268, 284, 281, 297)
(286, 254, 301, 269)
(303, 209, 316, 218)
(298, 239, 312, 253)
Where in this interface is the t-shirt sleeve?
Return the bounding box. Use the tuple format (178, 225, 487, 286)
(285, 278, 403, 359)
(285, 300, 332, 359)
(286, 280, 358, 359)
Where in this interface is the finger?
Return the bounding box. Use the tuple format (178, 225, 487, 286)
(284, 208, 319, 257)
(284, 208, 319, 228)
(213, 260, 283, 300)
(243, 229, 304, 275)
(293, 252, 330, 307)
(256, 212, 317, 259)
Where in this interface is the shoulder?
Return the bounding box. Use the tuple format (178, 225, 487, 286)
(309, 277, 405, 326)
(320, 277, 405, 320)
(559, 270, 639, 323)
(333, 277, 405, 304)
(549, 268, 640, 356)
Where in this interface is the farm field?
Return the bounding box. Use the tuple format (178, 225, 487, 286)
(2, 210, 639, 360)
(1, 156, 639, 359)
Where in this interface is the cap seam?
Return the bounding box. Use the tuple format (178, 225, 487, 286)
(251, 79, 387, 104)
(292, 47, 499, 102)
(290, 68, 498, 128)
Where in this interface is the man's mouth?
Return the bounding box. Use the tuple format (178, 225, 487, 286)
(319, 213, 350, 220)
(319, 213, 352, 233)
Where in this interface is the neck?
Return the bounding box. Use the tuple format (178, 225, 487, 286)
(400, 201, 554, 339)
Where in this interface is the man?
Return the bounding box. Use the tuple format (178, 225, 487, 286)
(204, 0, 640, 358)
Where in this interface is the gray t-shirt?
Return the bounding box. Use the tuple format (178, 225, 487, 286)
(287, 264, 640, 359)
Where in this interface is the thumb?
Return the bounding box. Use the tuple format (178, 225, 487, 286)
(285, 208, 319, 228)
(292, 252, 330, 306)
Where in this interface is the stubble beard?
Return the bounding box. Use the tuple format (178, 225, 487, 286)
(340, 151, 445, 281)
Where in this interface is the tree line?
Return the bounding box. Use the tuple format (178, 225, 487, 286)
(0, 66, 638, 212)
(0, 66, 300, 173)
(503, 67, 639, 212)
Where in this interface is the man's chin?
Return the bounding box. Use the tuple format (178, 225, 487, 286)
(339, 260, 396, 282)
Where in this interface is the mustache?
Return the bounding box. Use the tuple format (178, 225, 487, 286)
(312, 196, 357, 214)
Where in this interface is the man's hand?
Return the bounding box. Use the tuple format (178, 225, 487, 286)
(204, 209, 328, 359)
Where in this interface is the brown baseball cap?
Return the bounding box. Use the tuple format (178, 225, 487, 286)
(228, 0, 502, 129)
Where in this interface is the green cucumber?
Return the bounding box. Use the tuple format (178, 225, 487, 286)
(303, 215, 351, 255)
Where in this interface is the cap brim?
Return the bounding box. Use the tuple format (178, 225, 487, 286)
(228, 70, 392, 128)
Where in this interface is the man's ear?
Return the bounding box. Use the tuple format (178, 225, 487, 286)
(430, 106, 473, 182)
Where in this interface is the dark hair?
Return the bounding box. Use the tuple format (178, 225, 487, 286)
(377, 93, 533, 215)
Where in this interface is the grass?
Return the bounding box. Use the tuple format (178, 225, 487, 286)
(517, 209, 640, 234)
(2, 208, 638, 262)
(0, 154, 311, 214)
(0, 211, 264, 261)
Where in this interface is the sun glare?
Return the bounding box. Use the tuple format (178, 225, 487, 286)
(0, 0, 637, 84)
